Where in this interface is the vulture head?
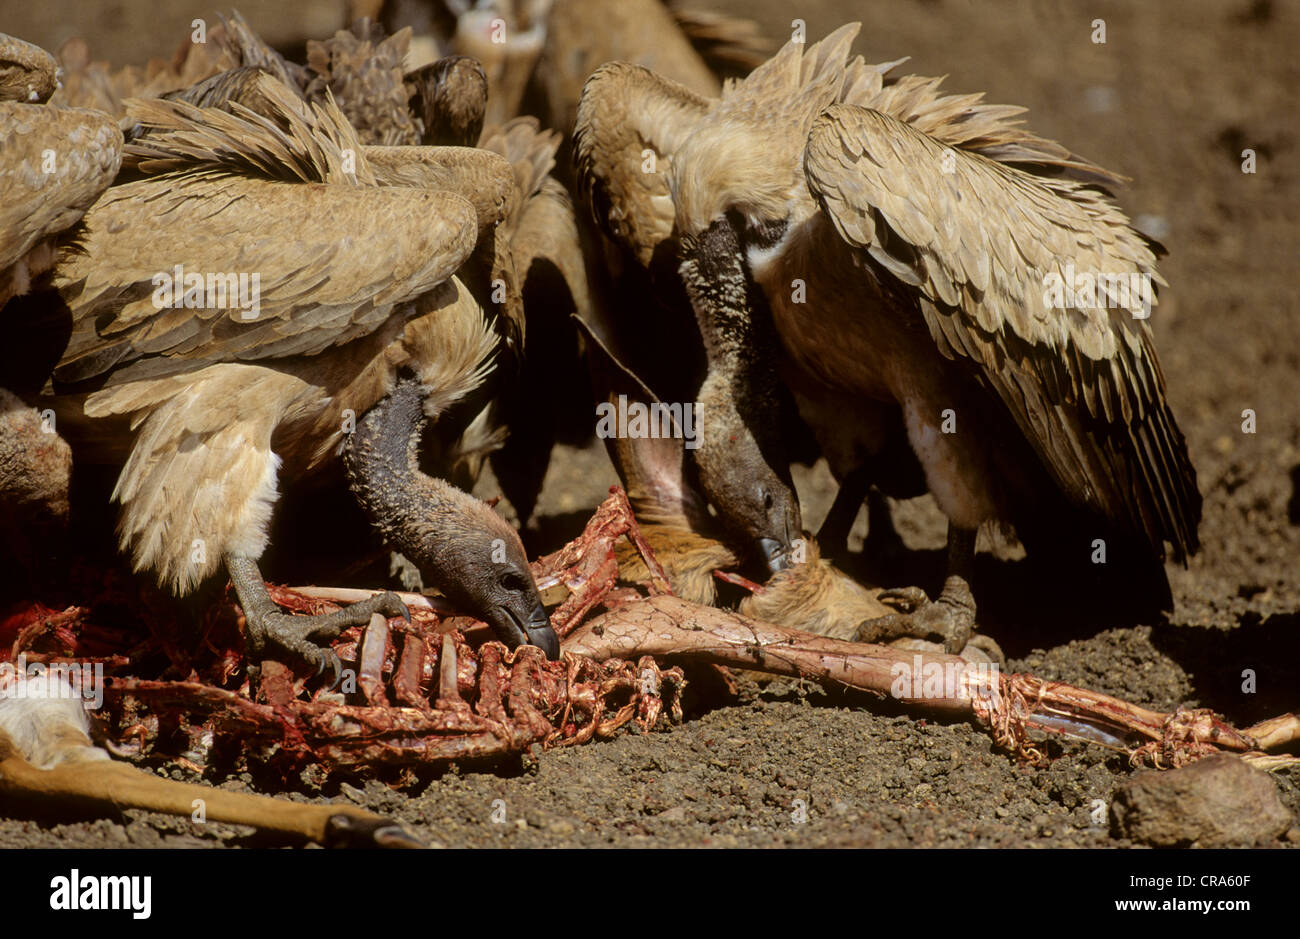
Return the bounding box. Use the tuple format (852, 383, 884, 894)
(0, 33, 59, 103)
(678, 210, 802, 574)
(405, 55, 488, 147)
(344, 376, 558, 659)
(406, 487, 558, 659)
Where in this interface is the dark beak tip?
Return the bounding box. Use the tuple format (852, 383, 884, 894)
(528, 623, 560, 660)
(758, 537, 790, 574)
(495, 601, 558, 660)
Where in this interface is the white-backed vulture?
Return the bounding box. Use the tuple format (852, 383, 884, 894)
(39, 75, 557, 676)
(575, 24, 1201, 650)
(0, 34, 122, 310)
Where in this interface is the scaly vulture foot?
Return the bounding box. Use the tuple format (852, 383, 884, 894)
(860, 575, 976, 655)
(227, 553, 410, 686)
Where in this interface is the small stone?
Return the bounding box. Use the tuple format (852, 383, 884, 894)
(656, 806, 686, 822)
(1110, 754, 1292, 847)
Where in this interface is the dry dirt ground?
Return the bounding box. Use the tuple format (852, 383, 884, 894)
(2, 0, 1297, 849)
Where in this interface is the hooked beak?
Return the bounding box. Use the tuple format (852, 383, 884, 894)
(758, 537, 791, 574)
(496, 601, 560, 660)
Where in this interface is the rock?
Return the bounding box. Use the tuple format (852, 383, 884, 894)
(1110, 754, 1292, 847)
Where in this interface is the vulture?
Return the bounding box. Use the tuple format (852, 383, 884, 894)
(575, 24, 1201, 650)
(37, 74, 557, 676)
(538, 3, 903, 564)
(0, 33, 120, 581)
(0, 33, 122, 309)
(533, 0, 820, 577)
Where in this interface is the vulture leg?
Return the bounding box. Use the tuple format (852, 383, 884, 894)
(344, 377, 560, 659)
(862, 526, 977, 654)
(818, 472, 907, 564)
(227, 553, 410, 685)
(817, 466, 870, 559)
(862, 488, 908, 563)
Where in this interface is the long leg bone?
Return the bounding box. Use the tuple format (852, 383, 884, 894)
(564, 594, 1299, 769)
(0, 672, 422, 847)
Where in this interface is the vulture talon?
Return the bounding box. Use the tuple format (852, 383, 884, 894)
(876, 585, 931, 615)
(315, 648, 344, 690)
(861, 577, 976, 654)
(230, 557, 407, 676)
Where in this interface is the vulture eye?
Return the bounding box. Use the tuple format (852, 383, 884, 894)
(500, 571, 530, 592)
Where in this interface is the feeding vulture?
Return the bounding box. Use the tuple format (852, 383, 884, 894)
(35, 74, 557, 677)
(574, 24, 1200, 650)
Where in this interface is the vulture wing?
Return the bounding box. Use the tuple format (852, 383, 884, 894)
(804, 103, 1200, 561)
(0, 104, 122, 301)
(573, 62, 712, 267)
(53, 175, 476, 391)
(50, 76, 478, 392)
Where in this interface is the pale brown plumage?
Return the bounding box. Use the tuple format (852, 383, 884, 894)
(576, 24, 1200, 639)
(48, 13, 257, 114)
(43, 75, 488, 596)
(473, 115, 599, 523)
(0, 35, 123, 310)
(0, 33, 59, 103)
(304, 20, 420, 145)
(804, 102, 1198, 558)
(536, 0, 722, 140)
(0, 103, 122, 309)
(405, 54, 488, 146)
(661, 1, 774, 76)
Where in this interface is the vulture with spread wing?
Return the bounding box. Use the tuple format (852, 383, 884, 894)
(575, 24, 1200, 650)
